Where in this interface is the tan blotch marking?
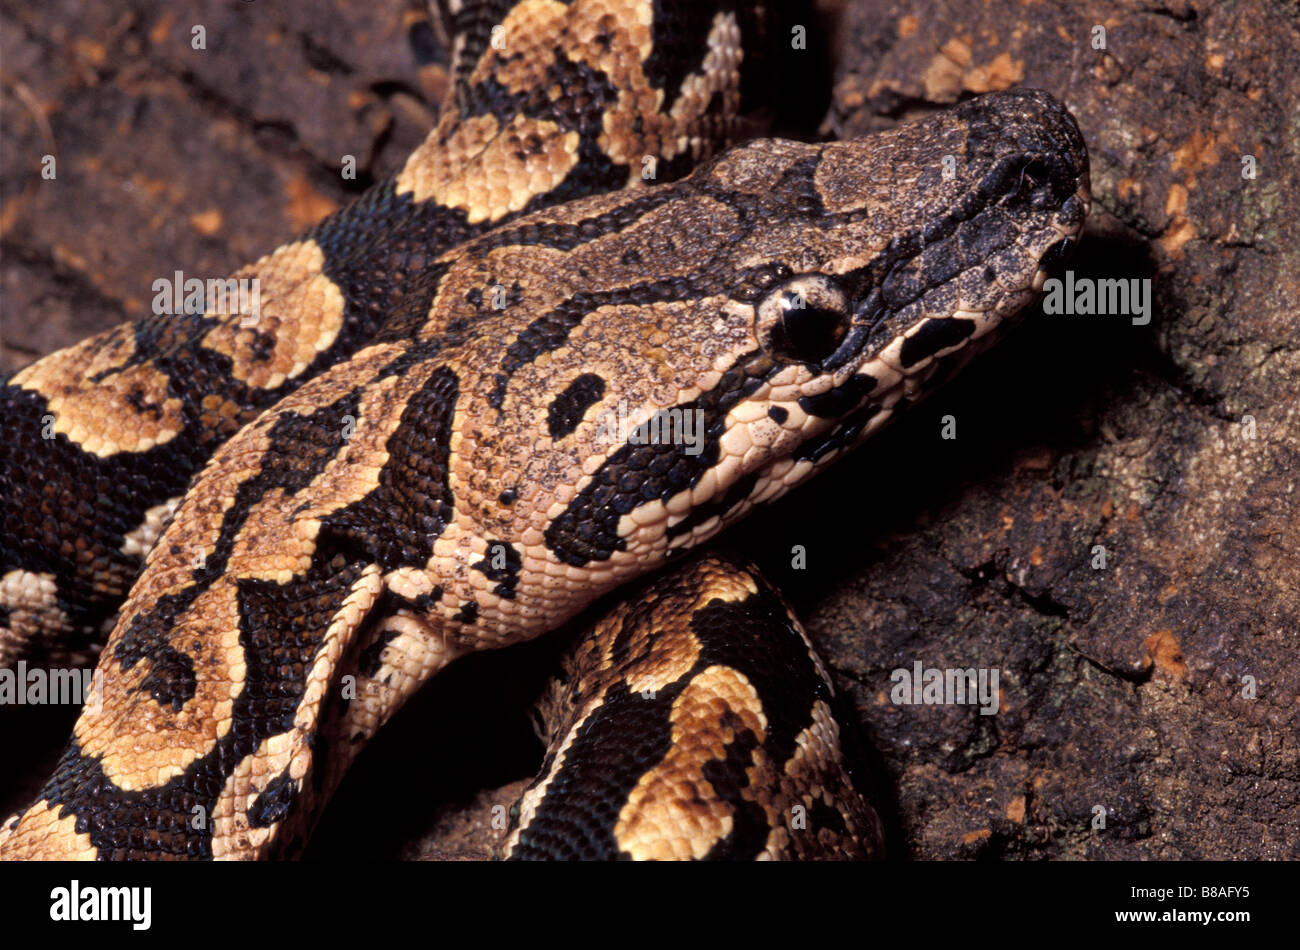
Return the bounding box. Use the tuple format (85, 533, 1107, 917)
(0, 569, 69, 665)
(395, 0, 584, 221)
(0, 801, 96, 860)
(614, 665, 766, 860)
(120, 497, 183, 559)
(200, 241, 346, 390)
(75, 582, 249, 790)
(398, 114, 579, 224)
(14, 326, 185, 456)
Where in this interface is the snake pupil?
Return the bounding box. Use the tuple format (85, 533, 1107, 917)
(774, 303, 846, 363)
(758, 278, 851, 364)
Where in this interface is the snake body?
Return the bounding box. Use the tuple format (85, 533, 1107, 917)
(0, 0, 1088, 859)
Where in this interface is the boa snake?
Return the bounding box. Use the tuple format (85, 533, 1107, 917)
(0, 0, 1089, 860)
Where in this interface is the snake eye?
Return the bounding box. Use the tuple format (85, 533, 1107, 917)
(755, 275, 851, 365)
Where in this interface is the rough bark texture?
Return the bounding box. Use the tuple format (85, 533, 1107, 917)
(2, 0, 1296, 859)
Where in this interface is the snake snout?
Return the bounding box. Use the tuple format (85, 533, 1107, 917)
(966, 88, 1090, 216)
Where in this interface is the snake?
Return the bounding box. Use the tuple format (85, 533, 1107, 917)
(0, 0, 1089, 860)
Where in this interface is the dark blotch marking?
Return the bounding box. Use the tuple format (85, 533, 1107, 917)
(411, 586, 442, 612)
(471, 540, 523, 600)
(358, 627, 401, 679)
(545, 355, 771, 566)
(453, 601, 479, 624)
(317, 366, 458, 572)
(248, 770, 300, 829)
(114, 598, 197, 712)
(546, 373, 606, 440)
(701, 712, 770, 860)
(796, 402, 883, 464)
(809, 799, 849, 837)
(665, 471, 759, 541)
(898, 317, 977, 369)
(797, 373, 877, 419)
(507, 681, 674, 860)
(767, 405, 788, 424)
(642, 0, 722, 108)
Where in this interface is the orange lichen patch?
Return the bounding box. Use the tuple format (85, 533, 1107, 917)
(285, 175, 340, 232)
(189, 208, 223, 236)
(898, 14, 919, 38)
(0, 195, 29, 235)
(1159, 584, 1179, 602)
(1165, 182, 1189, 217)
(962, 828, 992, 844)
(1206, 52, 1225, 71)
(1117, 177, 1141, 200)
(922, 38, 971, 99)
(1171, 129, 1222, 185)
(1158, 215, 1197, 262)
(964, 53, 1024, 93)
(1006, 795, 1026, 823)
(922, 39, 1023, 99)
(1029, 546, 1043, 566)
(129, 172, 175, 202)
(1101, 498, 1114, 519)
(1144, 629, 1188, 679)
(71, 37, 107, 67)
(149, 10, 177, 46)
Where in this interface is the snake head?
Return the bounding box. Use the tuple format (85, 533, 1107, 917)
(528, 89, 1088, 570)
(434, 89, 1088, 629)
(670, 87, 1092, 497)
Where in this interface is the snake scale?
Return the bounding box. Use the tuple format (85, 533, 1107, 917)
(0, 0, 1088, 859)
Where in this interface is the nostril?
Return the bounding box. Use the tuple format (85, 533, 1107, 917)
(1018, 159, 1051, 192)
(1007, 154, 1075, 211)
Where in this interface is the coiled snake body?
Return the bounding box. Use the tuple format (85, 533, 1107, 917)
(0, 0, 1088, 859)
